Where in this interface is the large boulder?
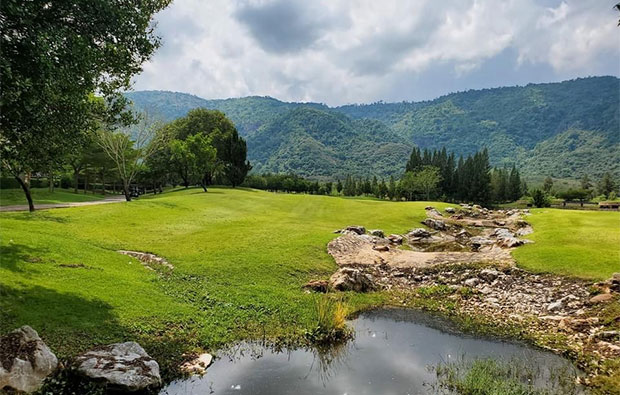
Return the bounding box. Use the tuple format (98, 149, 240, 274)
(0, 325, 58, 393)
(329, 268, 376, 292)
(75, 342, 161, 392)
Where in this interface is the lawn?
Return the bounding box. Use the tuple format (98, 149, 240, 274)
(0, 188, 105, 206)
(513, 208, 620, 280)
(0, 187, 447, 375)
(0, 188, 617, 377)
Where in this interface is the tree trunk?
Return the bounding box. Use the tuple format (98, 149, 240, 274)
(123, 181, 132, 202)
(101, 171, 106, 196)
(48, 169, 53, 192)
(15, 175, 35, 212)
(73, 169, 79, 194)
(84, 169, 88, 194)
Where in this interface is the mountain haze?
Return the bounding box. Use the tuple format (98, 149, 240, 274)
(125, 76, 619, 180)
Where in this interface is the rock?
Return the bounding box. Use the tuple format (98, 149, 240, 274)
(387, 234, 403, 244)
(547, 300, 564, 312)
(455, 229, 471, 240)
(372, 245, 389, 252)
(492, 228, 524, 248)
(478, 269, 501, 282)
(445, 207, 456, 214)
(421, 218, 447, 231)
(408, 228, 431, 238)
(181, 353, 213, 375)
(369, 229, 385, 238)
(332, 229, 342, 234)
(302, 280, 329, 293)
(0, 326, 58, 393)
(344, 225, 366, 235)
(329, 268, 376, 292)
(469, 236, 494, 248)
(464, 278, 479, 287)
(589, 293, 614, 304)
(425, 207, 443, 218)
(76, 342, 161, 392)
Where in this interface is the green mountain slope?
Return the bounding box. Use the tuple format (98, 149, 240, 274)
(125, 76, 619, 180)
(247, 107, 412, 179)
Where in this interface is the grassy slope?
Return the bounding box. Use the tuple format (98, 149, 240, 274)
(1, 188, 618, 375)
(0, 188, 105, 206)
(513, 209, 620, 280)
(0, 188, 446, 369)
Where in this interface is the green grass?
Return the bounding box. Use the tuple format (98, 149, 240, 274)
(434, 358, 580, 395)
(1, 188, 618, 379)
(513, 208, 620, 280)
(0, 188, 105, 206)
(0, 187, 446, 375)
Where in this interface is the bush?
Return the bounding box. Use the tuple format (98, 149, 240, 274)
(60, 175, 73, 189)
(306, 296, 350, 344)
(531, 189, 550, 208)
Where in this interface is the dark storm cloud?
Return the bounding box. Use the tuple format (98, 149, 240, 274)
(234, 0, 338, 53)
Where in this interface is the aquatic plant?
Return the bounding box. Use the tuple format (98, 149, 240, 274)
(432, 357, 581, 395)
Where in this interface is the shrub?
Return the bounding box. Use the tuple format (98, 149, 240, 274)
(306, 296, 351, 344)
(60, 175, 73, 189)
(531, 189, 550, 208)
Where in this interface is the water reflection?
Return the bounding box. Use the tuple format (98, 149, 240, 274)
(162, 308, 580, 395)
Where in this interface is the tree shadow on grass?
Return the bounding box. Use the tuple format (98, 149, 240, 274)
(0, 243, 51, 274)
(3, 211, 69, 223)
(0, 283, 200, 384)
(0, 284, 125, 357)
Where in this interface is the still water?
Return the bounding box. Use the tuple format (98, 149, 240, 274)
(161, 309, 579, 395)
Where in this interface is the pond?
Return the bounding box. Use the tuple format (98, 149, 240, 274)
(161, 308, 580, 395)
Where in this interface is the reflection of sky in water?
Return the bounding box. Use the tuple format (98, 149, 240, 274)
(161, 309, 578, 395)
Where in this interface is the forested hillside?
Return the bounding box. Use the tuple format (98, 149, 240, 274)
(125, 76, 619, 180)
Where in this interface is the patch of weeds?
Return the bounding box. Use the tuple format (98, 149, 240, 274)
(305, 295, 351, 345)
(432, 357, 582, 395)
(457, 286, 475, 299)
(587, 285, 602, 296)
(590, 358, 620, 395)
(417, 285, 453, 298)
(37, 368, 107, 395)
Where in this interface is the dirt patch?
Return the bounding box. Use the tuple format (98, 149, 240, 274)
(118, 250, 174, 271)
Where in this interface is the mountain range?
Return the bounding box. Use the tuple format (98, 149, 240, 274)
(125, 76, 619, 181)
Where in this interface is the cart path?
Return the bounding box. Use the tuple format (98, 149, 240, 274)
(0, 195, 126, 212)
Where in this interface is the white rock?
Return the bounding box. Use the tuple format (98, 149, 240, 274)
(76, 342, 161, 392)
(0, 326, 58, 393)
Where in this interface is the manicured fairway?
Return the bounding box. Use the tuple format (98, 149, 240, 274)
(0, 187, 447, 373)
(0, 188, 105, 206)
(513, 208, 620, 280)
(1, 188, 617, 376)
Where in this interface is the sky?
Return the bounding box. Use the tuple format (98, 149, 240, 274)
(132, 0, 620, 106)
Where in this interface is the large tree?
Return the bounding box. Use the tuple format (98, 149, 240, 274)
(163, 109, 251, 187)
(0, 0, 170, 210)
(96, 116, 167, 201)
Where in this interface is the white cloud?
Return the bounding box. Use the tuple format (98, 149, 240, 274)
(132, 0, 619, 105)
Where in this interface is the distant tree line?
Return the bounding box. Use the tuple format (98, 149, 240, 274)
(244, 147, 525, 205)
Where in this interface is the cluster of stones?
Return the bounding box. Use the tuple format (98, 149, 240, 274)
(305, 205, 620, 367)
(118, 250, 174, 271)
(0, 326, 212, 393)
